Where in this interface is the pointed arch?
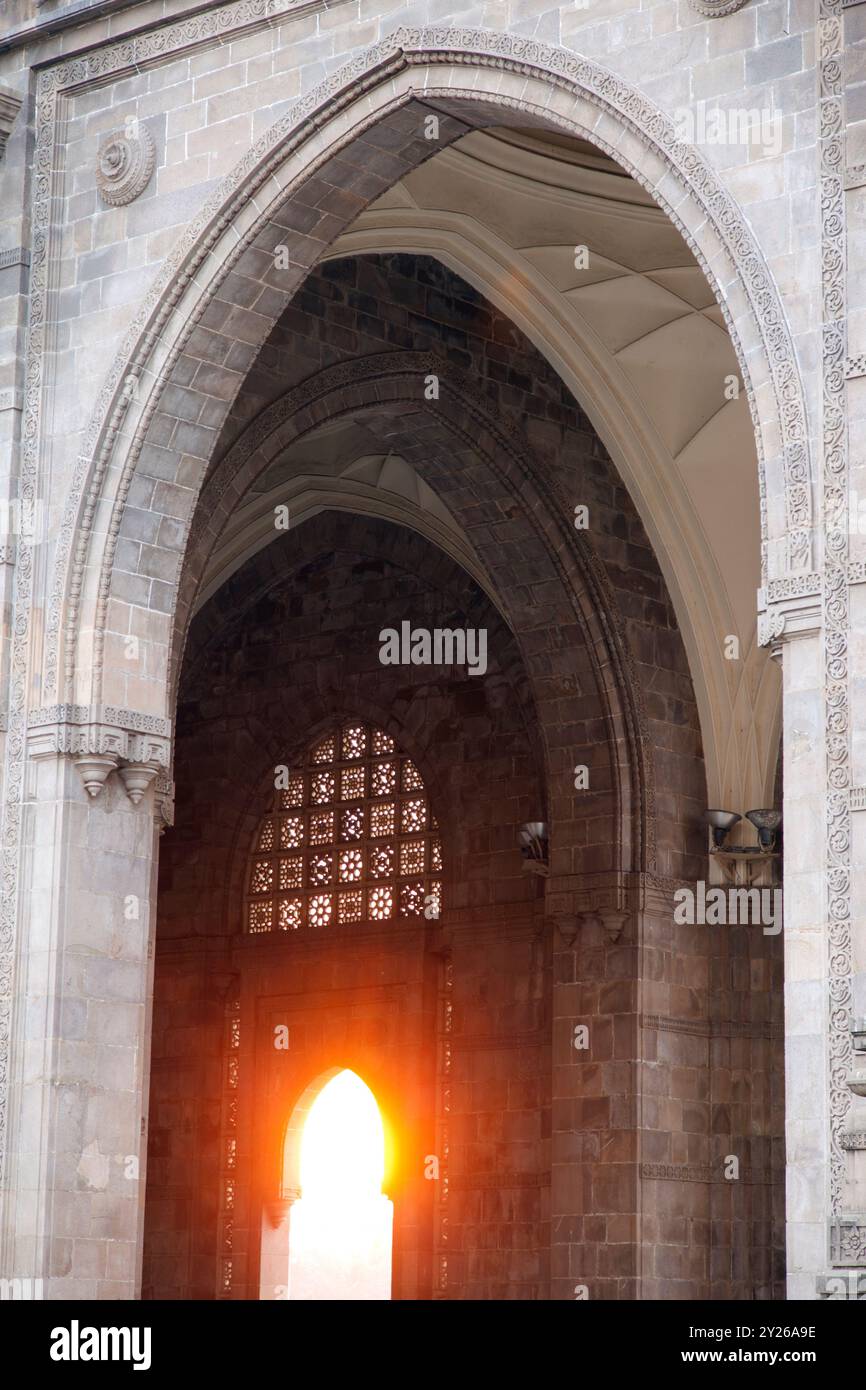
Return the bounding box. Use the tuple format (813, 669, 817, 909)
(50, 26, 811, 721)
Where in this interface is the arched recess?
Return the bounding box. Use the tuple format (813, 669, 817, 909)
(263, 1039, 421, 1299)
(171, 353, 648, 883)
(51, 24, 811, 730)
(260, 1065, 398, 1301)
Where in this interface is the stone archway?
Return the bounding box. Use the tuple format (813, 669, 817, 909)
(50, 27, 810, 725)
(263, 1068, 396, 1302)
(6, 27, 807, 1301)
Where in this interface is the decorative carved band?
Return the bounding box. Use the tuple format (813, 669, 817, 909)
(819, 0, 854, 1219)
(29, 703, 170, 736)
(641, 1163, 713, 1183)
(0, 247, 29, 270)
(642, 1014, 774, 1040)
(765, 574, 822, 602)
(841, 1132, 866, 1150)
(641, 1162, 772, 1184)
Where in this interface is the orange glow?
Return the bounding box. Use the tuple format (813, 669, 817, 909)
(288, 1070, 393, 1300)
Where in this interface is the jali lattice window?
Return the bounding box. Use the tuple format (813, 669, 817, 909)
(246, 723, 442, 932)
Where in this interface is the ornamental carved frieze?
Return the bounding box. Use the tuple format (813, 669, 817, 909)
(641, 1162, 772, 1184)
(96, 124, 155, 207)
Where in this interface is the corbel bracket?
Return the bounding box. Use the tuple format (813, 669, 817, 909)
(27, 703, 172, 812)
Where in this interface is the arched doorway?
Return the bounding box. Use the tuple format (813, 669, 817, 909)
(283, 1070, 393, 1301)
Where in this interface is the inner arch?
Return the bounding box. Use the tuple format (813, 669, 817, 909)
(288, 1070, 393, 1301)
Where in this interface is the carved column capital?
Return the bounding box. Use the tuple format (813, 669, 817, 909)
(266, 1198, 296, 1229)
(597, 909, 630, 943)
(545, 908, 631, 946)
(545, 870, 645, 943)
(546, 913, 579, 946)
(27, 704, 172, 807)
(757, 576, 822, 659)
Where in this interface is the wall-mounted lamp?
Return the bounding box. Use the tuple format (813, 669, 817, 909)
(703, 809, 741, 849)
(703, 808, 782, 886)
(745, 808, 782, 851)
(519, 821, 549, 876)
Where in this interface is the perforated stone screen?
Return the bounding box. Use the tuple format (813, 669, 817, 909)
(245, 723, 442, 932)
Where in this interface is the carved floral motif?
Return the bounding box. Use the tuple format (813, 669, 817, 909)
(96, 124, 155, 206)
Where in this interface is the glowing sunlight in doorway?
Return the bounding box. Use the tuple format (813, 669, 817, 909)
(288, 1069, 393, 1300)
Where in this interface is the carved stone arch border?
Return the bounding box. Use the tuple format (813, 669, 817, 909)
(172, 351, 652, 881)
(51, 25, 812, 718)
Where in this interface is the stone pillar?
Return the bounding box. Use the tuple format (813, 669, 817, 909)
(840, 582, 866, 1283)
(770, 617, 827, 1298)
(761, 582, 866, 1297)
(0, 716, 166, 1298)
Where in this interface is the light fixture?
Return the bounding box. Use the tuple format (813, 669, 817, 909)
(703, 809, 741, 849)
(745, 808, 782, 851)
(519, 821, 548, 875)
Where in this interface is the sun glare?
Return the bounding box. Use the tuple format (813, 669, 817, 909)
(288, 1069, 393, 1300)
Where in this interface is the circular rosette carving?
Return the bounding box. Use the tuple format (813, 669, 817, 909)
(96, 124, 155, 207)
(687, 0, 749, 13)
